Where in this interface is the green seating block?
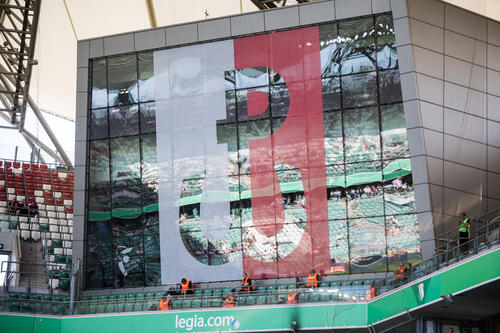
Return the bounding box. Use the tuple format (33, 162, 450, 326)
(246, 296, 256, 305)
(133, 301, 143, 312)
(88, 304, 97, 314)
(256, 296, 267, 305)
(310, 293, 321, 303)
(191, 299, 202, 308)
(95, 303, 105, 314)
(104, 302, 115, 313)
(210, 298, 222, 307)
(124, 302, 134, 312)
(299, 293, 310, 303)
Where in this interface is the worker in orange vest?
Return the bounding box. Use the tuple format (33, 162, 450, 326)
(224, 292, 236, 307)
(305, 269, 319, 288)
(180, 278, 193, 295)
(393, 263, 407, 285)
(158, 294, 171, 310)
(240, 273, 254, 292)
(287, 291, 299, 304)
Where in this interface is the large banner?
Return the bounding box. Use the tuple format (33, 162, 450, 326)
(155, 27, 330, 283)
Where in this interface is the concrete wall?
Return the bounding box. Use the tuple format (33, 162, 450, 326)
(394, 0, 500, 245)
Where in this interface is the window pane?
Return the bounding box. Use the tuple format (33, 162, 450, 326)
(324, 111, 344, 165)
(89, 108, 108, 140)
(345, 161, 382, 187)
(344, 107, 380, 163)
(138, 52, 154, 102)
(342, 72, 378, 108)
(348, 217, 387, 273)
(236, 86, 270, 121)
(109, 104, 139, 137)
(329, 220, 349, 274)
(112, 186, 142, 217)
(235, 67, 268, 89)
(89, 140, 109, 188)
(86, 238, 113, 288)
(110, 136, 141, 187)
(108, 54, 138, 106)
(327, 165, 347, 220)
(113, 236, 145, 287)
(319, 23, 341, 77)
(270, 84, 289, 117)
(383, 170, 415, 215)
(216, 123, 238, 176)
(386, 214, 422, 271)
(225, 70, 235, 91)
(91, 59, 107, 109)
(381, 104, 409, 159)
(379, 70, 402, 104)
(322, 77, 341, 111)
(338, 18, 376, 75)
(140, 102, 156, 133)
(145, 233, 161, 286)
(376, 14, 397, 69)
(238, 120, 271, 174)
(141, 133, 158, 183)
(88, 187, 110, 221)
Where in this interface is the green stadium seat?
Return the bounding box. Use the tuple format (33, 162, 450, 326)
(319, 293, 330, 302)
(287, 284, 296, 289)
(191, 298, 202, 308)
(202, 289, 214, 295)
(95, 303, 105, 314)
(319, 282, 330, 287)
(214, 288, 223, 296)
(182, 300, 192, 309)
(256, 286, 267, 291)
(104, 302, 115, 313)
(133, 301, 143, 312)
(352, 280, 363, 286)
(310, 293, 321, 303)
(341, 280, 352, 287)
(145, 292, 156, 298)
(76, 302, 88, 315)
(246, 296, 257, 305)
(124, 302, 134, 312)
(298, 293, 310, 303)
(210, 298, 222, 307)
(256, 296, 267, 305)
(266, 295, 277, 304)
(194, 289, 203, 295)
(237, 296, 246, 306)
(331, 281, 342, 287)
(363, 280, 375, 286)
(127, 293, 136, 299)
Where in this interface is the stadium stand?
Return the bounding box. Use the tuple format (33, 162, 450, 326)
(0, 159, 74, 290)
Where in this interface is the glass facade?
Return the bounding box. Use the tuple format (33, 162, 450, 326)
(86, 13, 421, 289)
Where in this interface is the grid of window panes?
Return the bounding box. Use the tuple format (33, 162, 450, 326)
(86, 13, 422, 289)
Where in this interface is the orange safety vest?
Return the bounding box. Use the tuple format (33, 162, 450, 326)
(287, 293, 298, 304)
(241, 276, 253, 291)
(181, 280, 191, 294)
(224, 297, 235, 307)
(159, 298, 170, 310)
(394, 267, 406, 280)
(305, 273, 318, 288)
(365, 288, 375, 300)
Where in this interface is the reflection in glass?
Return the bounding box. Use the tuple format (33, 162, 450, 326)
(383, 173, 415, 215)
(89, 108, 108, 140)
(89, 140, 109, 189)
(88, 187, 110, 220)
(216, 123, 238, 176)
(322, 77, 341, 111)
(145, 233, 161, 286)
(381, 104, 409, 159)
(112, 186, 142, 216)
(324, 111, 344, 165)
(379, 70, 402, 104)
(277, 222, 306, 260)
(342, 72, 378, 108)
(345, 161, 382, 187)
(235, 67, 269, 89)
(236, 86, 270, 121)
(108, 54, 138, 106)
(242, 226, 277, 263)
(338, 18, 376, 75)
(329, 220, 349, 273)
(86, 239, 113, 288)
(349, 217, 387, 273)
(270, 84, 290, 117)
(141, 133, 157, 183)
(238, 120, 271, 174)
(113, 236, 144, 287)
(140, 102, 156, 133)
(91, 59, 107, 109)
(225, 70, 235, 91)
(344, 107, 380, 163)
(376, 14, 397, 69)
(386, 214, 422, 270)
(319, 23, 341, 77)
(138, 52, 154, 102)
(109, 104, 139, 137)
(110, 136, 141, 187)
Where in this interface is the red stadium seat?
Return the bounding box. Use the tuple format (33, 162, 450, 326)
(6, 174, 14, 181)
(27, 189, 34, 195)
(0, 161, 2, 166)
(6, 168, 12, 174)
(67, 173, 74, 179)
(7, 181, 15, 187)
(52, 178, 61, 185)
(64, 206, 73, 213)
(44, 197, 55, 205)
(61, 186, 70, 192)
(15, 174, 23, 181)
(0, 193, 6, 200)
(42, 177, 51, 183)
(27, 196, 35, 203)
(4, 161, 11, 168)
(56, 198, 64, 205)
(25, 182, 34, 189)
(22, 163, 30, 169)
(13, 162, 20, 168)
(16, 188, 25, 195)
(32, 170, 40, 176)
(51, 172, 58, 178)
(33, 176, 42, 183)
(44, 191, 53, 197)
(25, 176, 32, 182)
(60, 179, 69, 185)
(30, 163, 38, 169)
(34, 183, 43, 190)
(15, 181, 24, 188)
(53, 185, 62, 191)
(24, 169, 32, 176)
(0, 167, 3, 173)
(62, 192, 72, 199)
(41, 170, 49, 177)
(0, 187, 4, 192)
(40, 164, 48, 170)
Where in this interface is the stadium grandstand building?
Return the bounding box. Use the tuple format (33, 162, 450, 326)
(0, 0, 499, 332)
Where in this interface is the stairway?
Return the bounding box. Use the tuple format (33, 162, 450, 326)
(19, 240, 47, 290)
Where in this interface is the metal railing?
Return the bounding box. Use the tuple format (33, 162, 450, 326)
(1, 208, 499, 316)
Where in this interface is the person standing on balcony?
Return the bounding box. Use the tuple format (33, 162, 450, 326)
(224, 292, 235, 307)
(240, 272, 254, 292)
(458, 212, 471, 252)
(287, 291, 299, 304)
(180, 278, 193, 295)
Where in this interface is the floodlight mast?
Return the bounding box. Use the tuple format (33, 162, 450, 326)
(0, 0, 72, 167)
